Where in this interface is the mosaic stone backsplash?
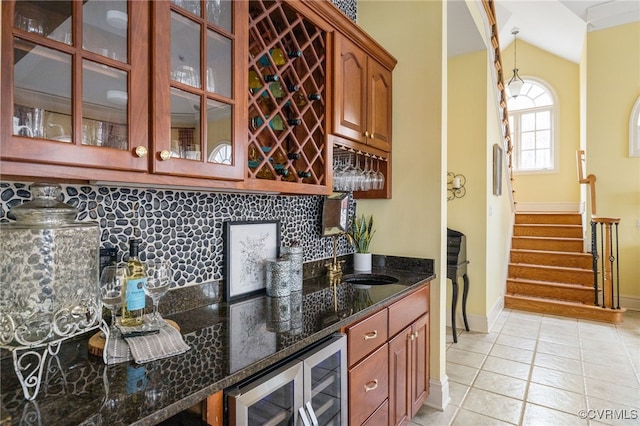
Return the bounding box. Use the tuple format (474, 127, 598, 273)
(332, 0, 357, 21)
(0, 181, 355, 289)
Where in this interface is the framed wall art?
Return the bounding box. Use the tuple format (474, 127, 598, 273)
(493, 144, 503, 196)
(224, 220, 280, 302)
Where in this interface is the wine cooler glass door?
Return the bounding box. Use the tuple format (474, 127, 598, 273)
(228, 361, 304, 426)
(299, 334, 348, 425)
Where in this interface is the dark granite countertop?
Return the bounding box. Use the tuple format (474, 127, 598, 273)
(0, 255, 434, 425)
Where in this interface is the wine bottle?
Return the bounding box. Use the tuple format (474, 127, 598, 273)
(288, 50, 303, 59)
(122, 238, 146, 326)
(275, 167, 289, 177)
(307, 93, 321, 101)
(269, 81, 285, 98)
(264, 74, 279, 82)
(297, 170, 312, 178)
(249, 70, 262, 92)
(258, 48, 287, 67)
(286, 84, 299, 92)
(250, 115, 285, 131)
(287, 152, 301, 160)
(287, 118, 302, 126)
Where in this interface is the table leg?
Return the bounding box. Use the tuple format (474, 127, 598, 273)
(451, 278, 458, 343)
(462, 273, 470, 331)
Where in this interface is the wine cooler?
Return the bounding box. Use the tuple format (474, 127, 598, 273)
(227, 334, 347, 425)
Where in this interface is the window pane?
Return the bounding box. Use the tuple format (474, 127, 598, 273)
(521, 113, 535, 131)
(509, 96, 534, 110)
(528, 85, 543, 99)
(536, 150, 551, 168)
(172, 0, 201, 16)
(521, 132, 535, 150)
(170, 88, 201, 160)
(82, 60, 128, 149)
(14, 1, 72, 44)
(537, 130, 550, 149)
(13, 39, 72, 141)
(535, 93, 552, 107)
(83, 0, 128, 62)
(520, 151, 535, 169)
(536, 111, 550, 129)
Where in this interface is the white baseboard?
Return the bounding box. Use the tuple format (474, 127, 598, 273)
(424, 376, 451, 411)
(515, 202, 584, 213)
(446, 297, 504, 334)
(620, 294, 640, 311)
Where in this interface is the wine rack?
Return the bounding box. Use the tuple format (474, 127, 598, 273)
(247, 0, 326, 185)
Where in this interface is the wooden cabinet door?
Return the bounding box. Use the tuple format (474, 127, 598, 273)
(388, 326, 411, 426)
(334, 34, 367, 144)
(150, 0, 246, 181)
(367, 58, 392, 152)
(410, 313, 430, 417)
(1, 1, 150, 173)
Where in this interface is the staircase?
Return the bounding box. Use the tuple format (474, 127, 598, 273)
(504, 212, 625, 323)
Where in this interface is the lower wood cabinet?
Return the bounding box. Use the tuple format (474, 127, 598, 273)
(346, 282, 430, 426)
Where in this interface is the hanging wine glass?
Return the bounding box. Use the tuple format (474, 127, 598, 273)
(375, 158, 386, 190)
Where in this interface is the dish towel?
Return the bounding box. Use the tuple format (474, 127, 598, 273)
(105, 314, 190, 365)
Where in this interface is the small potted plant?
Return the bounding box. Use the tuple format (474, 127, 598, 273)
(350, 214, 375, 271)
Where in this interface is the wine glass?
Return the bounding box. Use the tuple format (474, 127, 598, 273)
(143, 260, 171, 330)
(375, 158, 386, 190)
(100, 265, 127, 338)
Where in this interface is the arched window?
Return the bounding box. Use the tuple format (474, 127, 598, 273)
(507, 80, 556, 172)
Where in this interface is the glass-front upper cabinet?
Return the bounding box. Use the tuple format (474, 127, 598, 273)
(151, 0, 246, 181)
(1, 0, 149, 172)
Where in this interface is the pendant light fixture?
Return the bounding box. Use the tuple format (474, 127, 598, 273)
(508, 28, 525, 98)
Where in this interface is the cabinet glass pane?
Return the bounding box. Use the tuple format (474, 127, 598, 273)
(171, 0, 201, 17)
(171, 12, 201, 89)
(206, 29, 231, 98)
(205, 99, 232, 164)
(309, 351, 343, 425)
(13, 38, 71, 141)
(83, 0, 128, 63)
(247, 380, 295, 425)
(82, 60, 128, 149)
(206, 0, 232, 33)
(14, 1, 72, 45)
(170, 88, 201, 160)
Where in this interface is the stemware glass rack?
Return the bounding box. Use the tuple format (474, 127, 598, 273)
(247, 0, 327, 185)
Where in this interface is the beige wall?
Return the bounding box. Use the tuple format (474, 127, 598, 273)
(502, 40, 581, 205)
(586, 22, 640, 299)
(357, 0, 448, 398)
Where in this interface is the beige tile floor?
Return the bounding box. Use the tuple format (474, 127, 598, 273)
(411, 309, 640, 426)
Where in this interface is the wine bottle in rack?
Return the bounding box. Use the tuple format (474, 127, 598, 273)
(287, 50, 303, 59)
(287, 152, 301, 160)
(286, 84, 299, 92)
(250, 115, 285, 131)
(249, 70, 263, 93)
(307, 93, 321, 101)
(287, 118, 302, 126)
(268, 81, 285, 98)
(297, 170, 312, 178)
(264, 74, 279, 82)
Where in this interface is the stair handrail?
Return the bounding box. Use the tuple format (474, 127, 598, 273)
(576, 150, 598, 216)
(481, 0, 516, 211)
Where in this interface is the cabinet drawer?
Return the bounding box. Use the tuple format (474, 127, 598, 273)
(388, 285, 429, 338)
(348, 343, 389, 426)
(362, 399, 389, 426)
(347, 308, 388, 367)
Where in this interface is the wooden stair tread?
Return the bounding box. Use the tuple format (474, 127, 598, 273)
(510, 248, 591, 257)
(504, 295, 625, 323)
(512, 236, 583, 241)
(507, 277, 595, 290)
(509, 262, 591, 272)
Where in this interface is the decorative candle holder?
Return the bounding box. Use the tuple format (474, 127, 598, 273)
(280, 245, 303, 292)
(265, 258, 291, 297)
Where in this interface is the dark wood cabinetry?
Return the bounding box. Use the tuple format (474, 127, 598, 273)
(346, 282, 430, 426)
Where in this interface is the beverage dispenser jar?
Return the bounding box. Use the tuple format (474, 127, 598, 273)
(0, 183, 101, 400)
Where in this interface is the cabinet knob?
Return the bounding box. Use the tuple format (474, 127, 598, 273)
(370, 132, 375, 139)
(363, 330, 378, 341)
(364, 131, 370, 138)
(134, 146, 148, 157)
(159, 150, 171, 161)
(364, 379, 379, 393)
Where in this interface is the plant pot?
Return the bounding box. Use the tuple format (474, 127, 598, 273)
(353, 252, 372, 272)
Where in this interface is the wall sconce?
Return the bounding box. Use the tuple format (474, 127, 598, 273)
(447, 172, 466, 201)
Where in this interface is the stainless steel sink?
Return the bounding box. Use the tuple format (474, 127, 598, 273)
(342, 273, 399, 286)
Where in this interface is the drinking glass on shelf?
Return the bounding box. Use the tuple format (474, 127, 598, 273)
(100, 265, 127, 338)
(375, 158, 385, 190)
(143, 260, 171, 330)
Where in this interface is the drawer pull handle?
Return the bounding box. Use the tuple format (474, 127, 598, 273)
(364, 379, 378, 392)
(363, 330, 378, 340)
